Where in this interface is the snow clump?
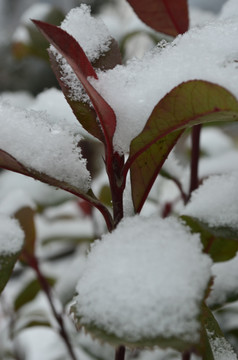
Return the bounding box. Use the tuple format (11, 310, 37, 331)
(73, 216, 212, 344)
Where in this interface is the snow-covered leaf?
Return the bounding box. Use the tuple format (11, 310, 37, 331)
(128, 80, 238, 213)
(202, 304, 237, 360)
(33, 19, 117, 149)
(72, 216, 212, 351)
(126, 0, 189, 36)
(183, 172, 238, 230)
(0, 215, 24, 294)
(49, 51, 104, 142)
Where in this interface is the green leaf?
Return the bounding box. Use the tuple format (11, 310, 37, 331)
(128, 80, 238, 213)
(14, 310, 51, 334)
(14, 207, 36, 262)
(14, 277, 55, 311)
(0, 252, 22, 294)
(201, 304, 237, 360)
(182, 215, 238, 262)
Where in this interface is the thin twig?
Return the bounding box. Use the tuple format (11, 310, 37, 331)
(28, 255, 78, 360)
(182, 350, 191, 360)
(115, 345, 126, 360)
(187, 124, 201, 202)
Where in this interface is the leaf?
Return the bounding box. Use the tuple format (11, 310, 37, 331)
(14, 207, 36, 262)
(92, 37, 122, 71)
(130, 130, 183, 212)
(71, 305, 196, 352)
(126, 0, 189, 36)
(14, 277, 55, 311)
(0, 252, 22, 294)
(33, 20, 117, 149)
(182, 215, 238, 262)
(0, 150, 113, 231)
(128, 80, 238, 213)
(48, 51, 104, 142)
(201, 304, 237, 360)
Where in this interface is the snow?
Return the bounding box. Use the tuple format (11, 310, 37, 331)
(187, 127, 234, 157)
(49, 5, 112, 102)
(0, 172, 73, 206)
(73, 216, 212, 343)
(0, 189, 35, 216)
(90, 16, 238, 153)
(208, 331, 237, 360)
(60, 5, 111, 63)
(207, 253, 238, 308)
(12, 3, 53, 43)
(21, 3, 52, 25)
(183, 171, 238, 229)
(219, 0, 238, 20)
(0, 101, 91, 192)
(0, 214, 24, 255)
(199, 150, 238, 177)
(0, 91, 33, 108)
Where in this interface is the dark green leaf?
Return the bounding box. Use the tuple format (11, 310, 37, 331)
(182, 215, 238, 262)
(0, 252, 22, 294)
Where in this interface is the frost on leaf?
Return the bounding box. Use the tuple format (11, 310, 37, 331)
(183, 172, 238, 230)
(72, 216, 212, 351)
(49, 5, 120, 102)
(0, 214, 24, 293)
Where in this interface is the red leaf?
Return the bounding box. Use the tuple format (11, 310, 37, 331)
(49, 51, 104, 143)
(127, 0, 189, 36)
(32, 20, 116, 149)
(127, 80, 238, 213)
(130, 130, 183, 213)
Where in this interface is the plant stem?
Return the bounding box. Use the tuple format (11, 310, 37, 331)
(106, 152, 125, 228)
(182, 351, 191, 360)
(28, 255, 78, 360)
(187, 124, 201, 202)
(115, 346, 126, 360)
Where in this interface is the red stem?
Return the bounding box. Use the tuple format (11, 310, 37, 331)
(106, 151, 125, 228)
(187, 124, 201, 202)
(115, 346, 126, 360)
(182, 351, 191, 360)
